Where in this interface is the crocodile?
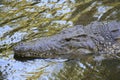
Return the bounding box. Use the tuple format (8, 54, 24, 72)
(13, 21, 120, 60)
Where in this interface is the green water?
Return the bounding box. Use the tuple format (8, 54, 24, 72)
(0, 0, 120, 80)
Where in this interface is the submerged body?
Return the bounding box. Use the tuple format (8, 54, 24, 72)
(13, 21, 120, 60)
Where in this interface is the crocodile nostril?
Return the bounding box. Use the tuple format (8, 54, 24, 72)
(19, 42, 24, 46)
(13, 46, 19, 51)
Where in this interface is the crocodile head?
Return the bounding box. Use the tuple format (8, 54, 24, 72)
(13, 21, 120, 60)
(13, 38, 96, 60)
(13, 26, 96, 60)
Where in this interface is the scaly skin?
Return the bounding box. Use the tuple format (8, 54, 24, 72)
(13, 21, 120, 60)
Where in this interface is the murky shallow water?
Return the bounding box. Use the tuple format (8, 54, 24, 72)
(0, 0, 120, 80)
(0, 57, 65, 80)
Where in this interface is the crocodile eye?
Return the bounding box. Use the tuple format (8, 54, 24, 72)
(111, 29, 119, 32)
(77, 34, 87, 37)
(64, 38, 72, 41)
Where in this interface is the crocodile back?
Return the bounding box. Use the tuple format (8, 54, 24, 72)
(85, 21, 120, 42)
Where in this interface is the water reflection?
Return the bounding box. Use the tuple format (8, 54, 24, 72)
(100, 59, 120, 80)
(0, 0, 120, 80)
(49, 59, 120, 80)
